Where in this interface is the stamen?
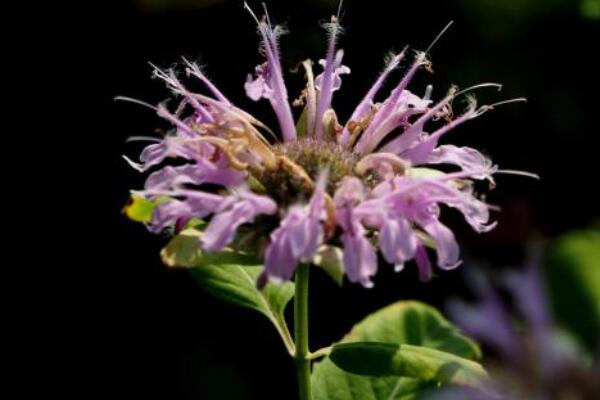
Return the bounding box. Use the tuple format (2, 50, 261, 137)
(122, 155, 144, 172)
(473, 97, 527, 118)
(114, 96, 158, 111)
(125, 136, 163, 143)
(336, 0, 345, 19)
(261, 2, 271, 27)
(434, 168, 497, 182)
(486, 204, 502, 212)
(454, 83, 503, 98)
(495, 169, 540, 179)
(243, 1, 260, 24)
(425, 21, 454, 54)
(489, 97, 527, 108)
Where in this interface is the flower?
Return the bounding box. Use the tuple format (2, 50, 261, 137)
(430, 256, 600, 400)
(122, 3, 533, 287)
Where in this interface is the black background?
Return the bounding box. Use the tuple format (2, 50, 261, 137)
(68, 0, 599, 398)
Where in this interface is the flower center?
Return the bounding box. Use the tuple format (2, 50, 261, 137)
(252, 137, 359, 206)
(275, 137, 358, 186)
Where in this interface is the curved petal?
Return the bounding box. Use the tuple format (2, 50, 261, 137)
(420, 219, 461, 269)
(425, 145, 495, 180)
(341, 224, 377, 288)
(379, 216, 418, 267)
(144, 161, 246, 191)
(201, 190, 277, 252)
(149, 192, 223, 233)
(263, 173, 328, 281)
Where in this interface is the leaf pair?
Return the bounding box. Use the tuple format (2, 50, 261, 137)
(312, 302, 487, 400)
(161, 228, 488, 399)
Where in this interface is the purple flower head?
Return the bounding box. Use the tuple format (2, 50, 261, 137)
(123, 3, 535, 287)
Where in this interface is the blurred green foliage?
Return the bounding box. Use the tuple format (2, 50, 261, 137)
(458, 0, 599, 41)
(581, 0, 600, 19)
(546, 229, 600, 352)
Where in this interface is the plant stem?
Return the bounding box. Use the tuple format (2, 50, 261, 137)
(294, 264, 312, 400)
(308, 346, 332, 360)
(273, 314, 296, 356)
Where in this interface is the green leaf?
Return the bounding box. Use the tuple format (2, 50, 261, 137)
(190, 257, 295, 353)
(546, 229, 600, 351)
(190, 263, 294, 322)
(312, 301, 482, 400)
(581, 0, 600, 20)
(330, 342, 487, 387)
(161, 229, 293, 320)
(159, 228, 295, 352)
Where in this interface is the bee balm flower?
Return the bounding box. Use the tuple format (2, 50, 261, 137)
(122, 4, 534, 288)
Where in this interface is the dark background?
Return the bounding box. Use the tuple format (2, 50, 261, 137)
(82, 0, 599, 398)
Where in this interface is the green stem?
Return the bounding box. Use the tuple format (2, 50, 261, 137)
(273, 314, 296, 356)
(308, 346, 332, 360)
(294, 264, 312, 400)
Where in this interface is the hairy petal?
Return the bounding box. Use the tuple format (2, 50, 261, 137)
(353, 52, 431, 154)
(183, 58, 232, 104)
(340, 51, 405, 146)
(246, 15, 296, 142)
(315, 17, 344, 140)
